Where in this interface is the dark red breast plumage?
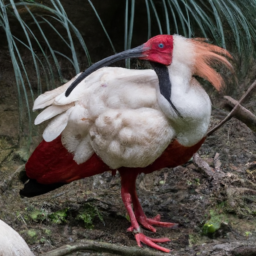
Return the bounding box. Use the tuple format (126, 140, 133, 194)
(26, 136, 205, 184)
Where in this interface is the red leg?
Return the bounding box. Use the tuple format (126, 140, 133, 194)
(119, 170, 172, 253)
(120, 171, 140, 233)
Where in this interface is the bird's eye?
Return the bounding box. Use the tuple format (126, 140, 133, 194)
(158, 43, 164, 48)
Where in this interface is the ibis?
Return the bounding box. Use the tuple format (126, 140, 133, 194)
(20, 35, 232, 252)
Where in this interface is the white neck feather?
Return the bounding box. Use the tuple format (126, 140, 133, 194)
(156, 35, 211, 147)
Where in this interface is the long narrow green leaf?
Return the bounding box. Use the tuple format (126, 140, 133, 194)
(149, 0, 163, 34)
(162, 0, 170, 34)
(27, 7, 63, 87)
(184, 0, 192, 37)
(54, 50, 75, 66)
(88, 0, 116, 54)
(25, 6, 54, 90)
(170, 0, 188, 37)
(167, 0, 179, 34)
(145, 0, 151, 39)
(0, 2, 22, 133)
(14, 2, 91, 66)
(182, 0, 210, 39)
(40, 16, 71, 49)
(226, 0, 252, 52)
(51, 0, 80, 74)
(208, 0, 226, 48)
(9, 0, 36, 100)
(13, 35, 49, 95)
(128, 0, 135, 50)
(0, 3, 32, 143)
(214, 0, 240, 53)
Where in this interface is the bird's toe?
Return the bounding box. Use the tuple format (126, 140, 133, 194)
(135, 233, 171, 253)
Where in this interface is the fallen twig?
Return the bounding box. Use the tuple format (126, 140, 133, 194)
(207, 79, 256, 136)
(213, 153, 221, 172)
(40, 239, 170, 256)
(193, 153, 215, 179)
(193, 153, 226, 190)
(222, 95, 256, 132)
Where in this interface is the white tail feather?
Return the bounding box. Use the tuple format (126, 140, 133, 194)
(43, 107, 74, 142)
(34, 104, 74, 125)
(33, 74, 81, 111)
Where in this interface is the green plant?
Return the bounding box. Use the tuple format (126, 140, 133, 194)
(202, 210, 227, 236)
(76, 203, 104, 229)
(0, 0, 90, 144)
(24, 207, 48, 222)
(124, 0, 256, 66)
(24, 206, 68, 224)
(245, 231, 252, 238)
(49, 208, 68, 224)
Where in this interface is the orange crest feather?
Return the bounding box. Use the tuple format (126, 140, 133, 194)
(189, 38, 233, 91)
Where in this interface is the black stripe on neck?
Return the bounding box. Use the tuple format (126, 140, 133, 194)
(150, 61, 182, 118)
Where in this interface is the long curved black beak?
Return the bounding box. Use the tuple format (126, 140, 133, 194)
(65, 45, 147, 97)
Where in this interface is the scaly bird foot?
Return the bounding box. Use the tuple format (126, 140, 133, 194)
(135, 233, 171, 253)
(136, 213, 178, 232)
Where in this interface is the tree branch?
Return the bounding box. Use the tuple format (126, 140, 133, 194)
(40, 239, 170, 256)
(207, 80, 256, 136)
(222, 96, 256, 132)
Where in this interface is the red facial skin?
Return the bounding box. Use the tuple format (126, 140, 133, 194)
(141, 35, 174, 65)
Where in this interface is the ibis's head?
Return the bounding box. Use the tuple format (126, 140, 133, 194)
(141, 35, 174, 65)
(65, 35, 175, 97)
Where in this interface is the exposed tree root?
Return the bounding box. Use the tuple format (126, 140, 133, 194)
(40, 238, 170, 256)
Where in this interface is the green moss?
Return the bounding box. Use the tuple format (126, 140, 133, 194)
(43, 228, 51, 236)
(202, 210, 227, 236)
(245, 231, 252, 237)
(27, 229, 37, 237)
(49, 209, 68, 224)
(21, 229, 40, 244)
(25, 207, 48, 222)
(76, 203, 104, 229)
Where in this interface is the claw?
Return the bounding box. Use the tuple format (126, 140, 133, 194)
(137, 213, 178, 230)
(137, 217, 156, 232)
(152, 214, 161, 221)
(146, 216, 178, 228)
(135, 233, 171, 253)
(127, 226, 134, 232)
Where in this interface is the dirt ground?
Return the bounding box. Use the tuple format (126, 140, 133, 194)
(0, 52, 256, 256)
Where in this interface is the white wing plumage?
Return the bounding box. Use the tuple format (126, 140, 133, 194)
(35, 67, 175, 168)
(33, 73, 81, 111)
